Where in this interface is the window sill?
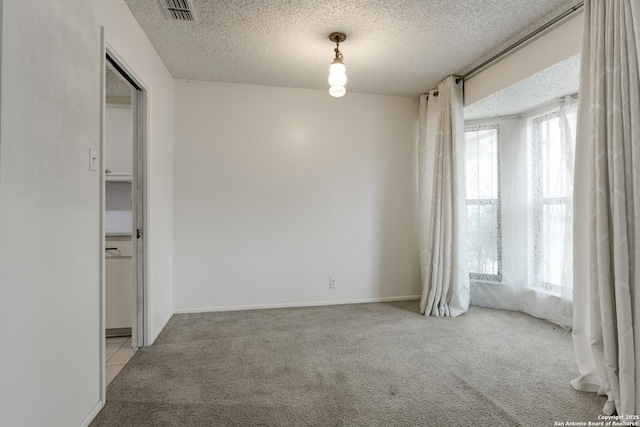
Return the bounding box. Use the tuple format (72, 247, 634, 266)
(523, 286, 571, 300)
(470, 279, 507, 286)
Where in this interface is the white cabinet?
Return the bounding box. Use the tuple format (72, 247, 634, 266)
(105, 236, 132, 330)
(105, 106, 132, 181)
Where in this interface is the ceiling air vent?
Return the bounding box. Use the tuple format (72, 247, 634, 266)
(160, 0, 197, 22)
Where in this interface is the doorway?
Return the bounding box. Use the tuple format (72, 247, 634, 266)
(103, 51, 146, 385)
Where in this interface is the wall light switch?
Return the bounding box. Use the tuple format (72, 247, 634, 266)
(89, 147, 98, 171)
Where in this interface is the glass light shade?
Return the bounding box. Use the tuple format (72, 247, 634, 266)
(329, 85, 346, 97)
(328, 58, 346, 96)
(328, 70, 347, 86)
(329, 61, 346, 74)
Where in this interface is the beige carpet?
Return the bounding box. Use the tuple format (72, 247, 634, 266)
(91, 301, 604, 426)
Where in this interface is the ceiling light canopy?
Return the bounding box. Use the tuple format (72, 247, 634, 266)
(328, 32, 347, 98)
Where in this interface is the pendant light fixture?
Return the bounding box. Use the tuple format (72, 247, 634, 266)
(328, 32, 347, 97)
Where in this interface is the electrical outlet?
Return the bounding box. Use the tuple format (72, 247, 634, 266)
(329, 278, 336, 289)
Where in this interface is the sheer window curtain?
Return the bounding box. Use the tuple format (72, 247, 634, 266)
(571, 0, 640, 416)
(525, 98, 577, 328)
(418, 76, 470, 317)
(467, 117, 525, 312)
(559, 101, 577, 328)
(467, 98, 577, 328)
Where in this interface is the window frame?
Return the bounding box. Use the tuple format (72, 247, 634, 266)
(532, 111, 565, 294)
(464, 123, 503, 283)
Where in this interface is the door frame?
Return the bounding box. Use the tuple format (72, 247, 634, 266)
(99, 28, 150, 402)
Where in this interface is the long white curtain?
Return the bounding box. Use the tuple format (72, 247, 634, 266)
(418, 76, 469, 317)
(571, 0, 640, 416)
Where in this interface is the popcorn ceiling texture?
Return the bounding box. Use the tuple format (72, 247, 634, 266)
(106, 67, 133, 98)
(464, 53, 581, 121)
(123, 0, 581, 97)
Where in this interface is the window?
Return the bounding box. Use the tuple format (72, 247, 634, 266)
(464, 124, 502, 282)
(531, 111, 576, 294)
(462, 98, 577, 326)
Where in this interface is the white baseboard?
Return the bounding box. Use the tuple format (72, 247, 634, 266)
(173, 295, 421, 314)
(79, 400, 104, 427)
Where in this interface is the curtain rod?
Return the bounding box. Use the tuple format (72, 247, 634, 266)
(420, 78, 460, 98)
(419, 1, 584, 98)
(457, 1, 584, 82)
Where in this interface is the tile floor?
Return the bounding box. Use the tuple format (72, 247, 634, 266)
(106, 336, 137, 385)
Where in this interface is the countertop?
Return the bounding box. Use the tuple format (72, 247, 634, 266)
(106, 232, 132, 238)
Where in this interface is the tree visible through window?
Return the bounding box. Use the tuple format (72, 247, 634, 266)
(464, 125, 502, 282)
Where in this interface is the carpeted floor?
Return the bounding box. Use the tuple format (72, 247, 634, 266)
(91, 301, 605, 426)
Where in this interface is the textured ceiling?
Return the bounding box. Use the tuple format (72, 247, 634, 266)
(464, 53, 581, 120)
(106, 66, 133, 98)
(124, 0, 581, 97)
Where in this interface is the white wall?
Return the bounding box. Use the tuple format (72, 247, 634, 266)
(0, 1, 174, 426)
(0, 1, 101, 426)
(173, 81, 420, 312)
(464, 11, 583, 106)
(98, 0, 175, 344)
